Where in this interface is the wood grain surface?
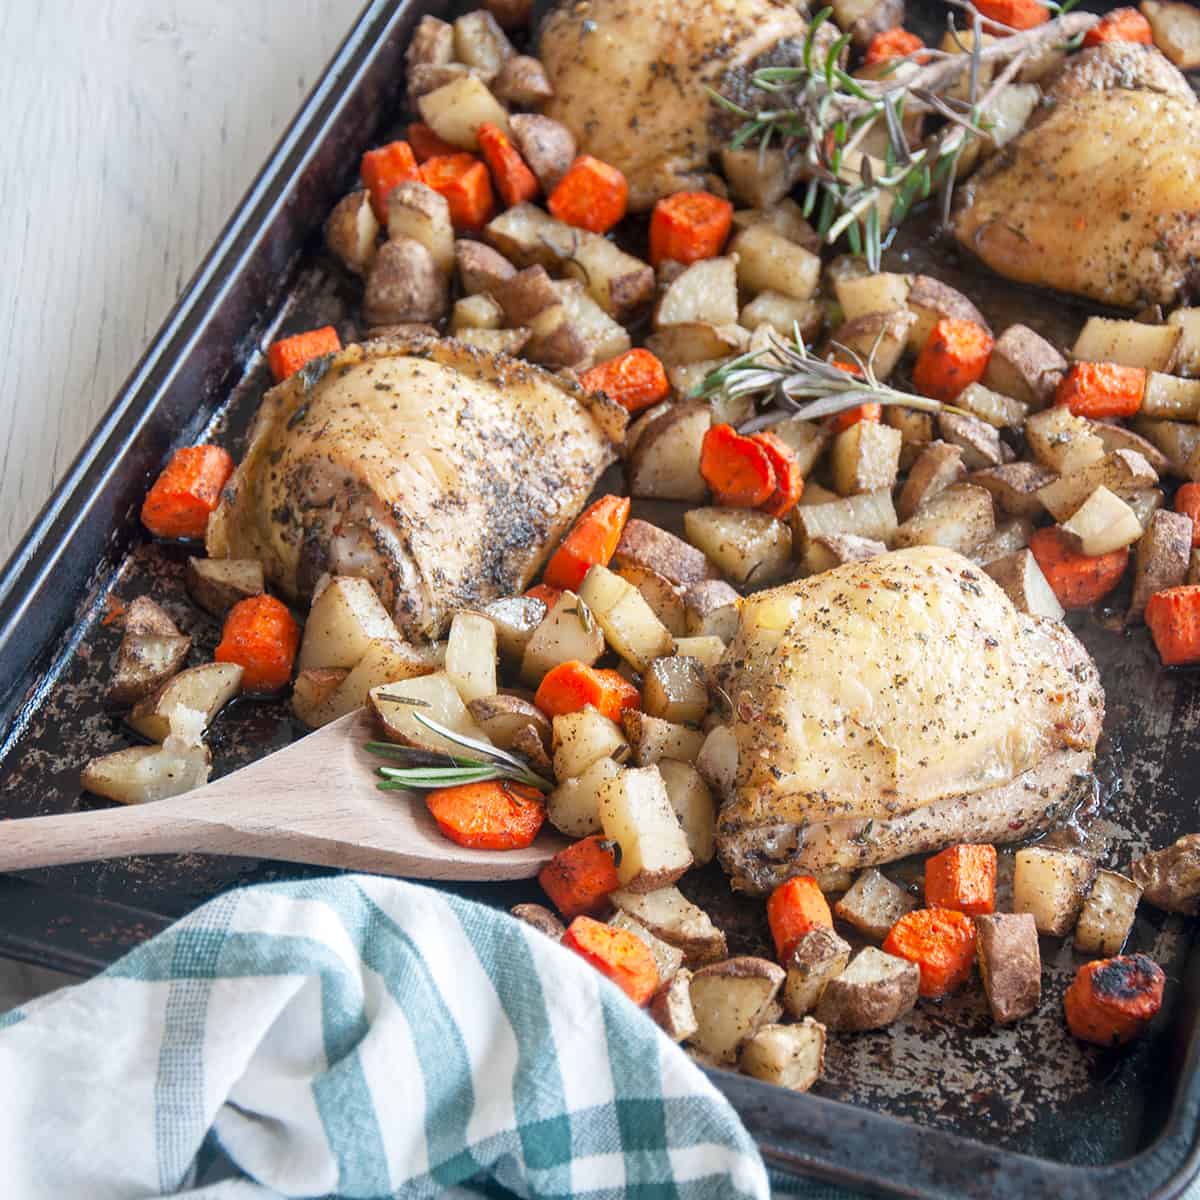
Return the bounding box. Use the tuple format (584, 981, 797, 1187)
(0, 0, 363, 1001)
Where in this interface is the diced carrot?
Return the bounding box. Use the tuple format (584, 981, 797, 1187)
(360, 140, 420, 221)
(1064, 954, 1165, 1046)
(751, 430, 805, 519)
(539, 835, 621, 918)
(830, 402, 882, 434)
(425, 780, 545, 850)
(863, 27, 926, 66)
(420, 153, 496, 231)
(477, 122, 540, 208)
(543, 495, 632, 591)
(547, 155, 628, 235)
(700, 423, 777, 508)
(524, 583, 563, 608)
(1029, 526, 1129, 610)
(407, 122, 458, 162)
(1083, 6, 1153, 47)
(649, 191, 734, 267)
(767, 876, 833, 962)
(1056, 362, 1146, 420)
(883, 908, 977, 998)
(535, 660, 640, 722)
(140, 445, 235, 541)
(1174, 483, 1200, 548)
(562, 915, 660, 1005)
(974, 0, 1049, 31)
(1145, 585, 1200, 667)
(214, 594, 300, 694)
(923, 844, 997, 917)
(579, 349, 671, 414)
(267, 326, 342, 383)
(912, 317, 994, 402)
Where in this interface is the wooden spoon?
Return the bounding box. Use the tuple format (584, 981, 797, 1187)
(0, 710, 566, 880)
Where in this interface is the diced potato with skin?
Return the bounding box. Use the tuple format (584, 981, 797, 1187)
(801, 533, 887, 576)
(363, 236, 450, 326)
(835, 869, 917, 941)
(814, 946, 920, 1032)
(492, 54, 554, 107)
(407, 63, 471, 108)
(905, 276, 990, 354)
(830, 420, 902, 497)
(483, 203, 579, 271)
(579, 565, 675, 672)
(1129, 508, 1192, 623)
(938, 411, 1009, 471)
(1059, 487, 1143, 557)
(973, 518, 1034, 565)
(783, 928, 851, 1017)
(628, 404, 712, 503)
(406, 14, 453, 68)
(454, 326, 532, 356)
(555, 279, 632, 363)
(622, 403, 673, 460)
(972, 462, 1057, 519)
(885, 405, 934, 454)
(444, 612, 498, 704)
(622, 710, 706, 767)
(1133, 418, 1200, 475)
(1074, 870, 1143, 958)
(292, 668, 349, 727)
(983, 324, 1068, 409)
(453, 9, 513, 81)
(1072, 316, 1180, 372)
(767, 417, 831, 477)
(324, 190, 380, 276)
(643, 656, 708, 725)
(525, 303, 588, 369)
(520, 590, 606, 685)
(613, 519, 719, 589)
(552, 707, 627, 780)
(474, 598, 544, 666)
(984, 549, 1064, 620)
(720, 146, 804, 209)
(609, 910, 685, 985)
(893, 483, 995, 555)
(831, 310, 916, 380)
(644, 322, 747, 368)
(298, 576, 399, 671)
(730, 198, 819, 249)
(684, 508, 793, 587)
(369, 672, 492, 756)
(611, 886, 728, 964)
(1012, 847, 1095, 937)
(467, 695, 552, 752)
(980, 83, 1040, 155)
(185, 558, 266, 619)
(730, 225, 821, 302)
(684, 580, 740, 641)
(898, 442, 965, 521)
(655, 257, 739, 328)
(127, 663, 244, 742)
(650, 968, 698, 1041)
(1128, 488, 1164, 531)
(108, 622, 191, 706)
(511, 903, 566, 940)
(562, 237, 655, 322)
(673, 635, 726, 672)
(451, 293, 504, 333)
(1167, 308, 1200, 377)
(1025, 406, 1107, 476)
(739, 292, 824, 341)
(598, 766, 693, 891)
(688, 957, 786, 1064)
(614, 564, 685, 636)
(975, 912, 1041, 1024)
(657, 759, 716, 865)
(545, 755, 621, 837)
(300, 638, 437, 727)
(1038, 449, 1159, 522)
(740, 1019, 827, 1092)
(81, 733, 212, 806)
(696, 724, 738, 796)
(1092, 423, 1171, 477)
(1142, 372, 1200, 420)
(387, 182, 454, 274)
(792, 489, 898, 548)
(417, 74, 509, 150)
(956, 382, 1028, 430)
(455, 240, 517, 298)
(834, 272, 911, 322)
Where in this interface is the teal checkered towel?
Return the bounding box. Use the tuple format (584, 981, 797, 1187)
(0, 876, 770, 1198)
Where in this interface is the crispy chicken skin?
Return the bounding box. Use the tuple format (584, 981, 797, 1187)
(207, 335, 622, 641)
(714, 548, 1104, 893)
(538, 0, 811, 210)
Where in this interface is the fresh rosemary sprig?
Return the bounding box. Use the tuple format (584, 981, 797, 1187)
(366, 711, 553, 793)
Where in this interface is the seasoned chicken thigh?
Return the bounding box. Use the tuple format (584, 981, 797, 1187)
(714, 547, 1103, 894)
(207, 336, 621, 641)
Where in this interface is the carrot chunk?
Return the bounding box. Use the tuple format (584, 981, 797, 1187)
(477, 122, 540, 208)
(360, 140, 420, 221)
(267, 326, 342, 383)
(1145, 585, 1200, 667)
(751, 430, 805, 519)
(579, 349, 671, 415)
(864, 27, 926, 65)
(547, 155, 629, 235)
(214, 594, 300, 694)
(830, 402, 882, 433)
(425, 780, 545, 851)
(700, 423, 777, 508)
(562, 914, 660, 1005)
(974, 0, 1049, 30)
(524, 583, 564, 609)
(767, 876, 834, 962)
(140, 445, 235, 541)
(1064, 954, 1165, 1046)
(1083, 6, 1153, 47)
(1056, 362, 1146, 420)
(543, 495, 631, 591)
(923, 844, 997, 917)
(420, 153, 496, 231)
(649, 191, 734, 267)
(535, 661, 641, 722)
(539, 835, 621, 918)
(1174, 483, 1200, 548)
(407, 121, 459, 162)
(883, 908, 977, 998)
(1029, 526, 1129, 610)
(912, 317, 994, 402)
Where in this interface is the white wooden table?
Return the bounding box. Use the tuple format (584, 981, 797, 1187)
(0, 0, 363, 1005)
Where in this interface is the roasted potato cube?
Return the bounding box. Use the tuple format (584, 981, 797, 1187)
(611, 886, 728, 964)
(298, 576, 398, 671)
(739, 292, 823, 341)
(1129, 488, 1165, 532)
(655, 257, 740, 327)
(455, 239, 517, 296)
(769, 417, 831, 477)
(973, 517, 1033, 566)
(689, 957, 787, 1064)
(1074, 870, 1142, 958)
(1131, 834, 1200, 915)
(475, 597, 545, 665)
(905, 275, 989, 353)
(1166, 307, 1200, 376)
(186, 557, 264, 617)
(1072, 316, 1180, 372)
(511, 903, 565, 939)
(731, 198, 819, 248)
(720, 145, 804, 208)
(123, 595, 182, 637)
(975, 912, 1041, 1023)
(417, 74, 509, 150)
(643, 656, 708, 725)
(545, 755, 621, 836)
(1129, 508, 1192, 623)
(834, 271, 911, 322)
(644, 322, 746, 368)
(520, 589, 606, 685)
(832, 310, 915, 380)
(696, 725, 738, 796)
(614, 564, 685, 636)
(386, 181, 454, 274)
(363, 237, 449, 326)
(563, 236, 655, 321)
(1060, 486, 1144, 557)
(792, 488, 898, 548)
(552, 707, 627, 780)
(938, 411, 1009, 471)
(893, 483, 995, 554)
(296, 637, 436, 727)
(81, 738, 211, 806)
(683, 508, 793, 587)
(556, 279, 631, 363)
(657, 759, 715, 865)
(406, 62, 471, 107)
(453, 10, 513, 82)
(831, 419, 902, 496)
(405, 14, 453, 68)
(1141, 372, 1200, 423)
(324, 190, 379, 276)
(126, 662, 243, 742)
(484, 202, 577, 270)
(628, 403, 711, 503)
(444, 612, 498, 703)
(369, 672, 490, 755)
(468, 694, 552, 752)
(650, 968, 698, 1041)
(109, 630, 191, 707)
(598, 765, 694, 891)
(983, 323, 1067, 409)
(801, 533, 886, 576)
(1133, 417, 1200, 475)
(495, 264, 558, 324)
(730, 225, 820, 301)
(621, 710, 706, 767)
(957, 382, 1028, 430)
(451, 293, 504, 334)
(814, 946, 919, 1032)
(1012, 847, 1095, 937)
(1037, 449, 1158, 522)
(834, 869, 917, 941)
(972, 461, 1056, 519)
(897, 442, 965, 521)
(454, 327, 531, 355)
(291, 668, 349, 728)
(613, 520, 718, 589)
(609, 910, 685, 985)
(783, 927, 852, 1017)
(671, 635, 726, 671)
(579, 566, 675, 671)
(683, 580, 740, 640)
(508, 113, 576, 194)
(983, 549, 1064, 620)
(492, 54, 553, 105)
(740, 1019, 826, 1092)
(884, 405, 934, 455)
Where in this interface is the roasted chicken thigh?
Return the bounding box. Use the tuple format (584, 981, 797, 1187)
(714, 547, 1104, 894)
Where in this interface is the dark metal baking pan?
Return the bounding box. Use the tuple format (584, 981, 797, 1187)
(1, 0, 1197, 1194)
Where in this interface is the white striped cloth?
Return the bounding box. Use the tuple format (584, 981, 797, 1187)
(0, 875, 770, 1198)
